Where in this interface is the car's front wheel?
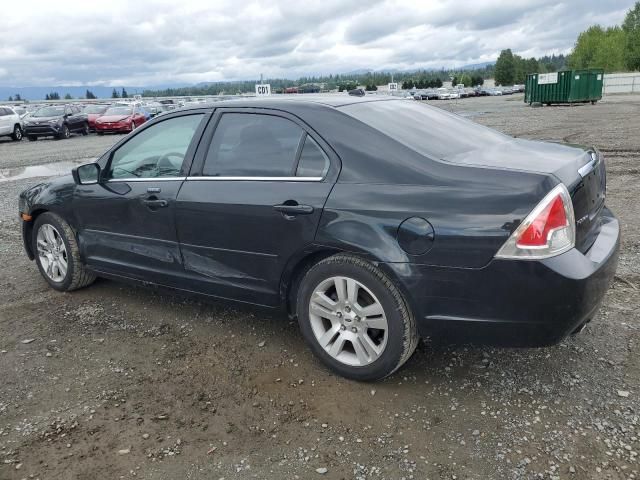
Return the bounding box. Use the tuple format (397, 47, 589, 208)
(297, 254, 418, 381)
(11, 125, 22, 141)
(33, 212, 96, 292)
(58, 124, 70, 140)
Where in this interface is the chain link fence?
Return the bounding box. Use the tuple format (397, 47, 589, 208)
(603, 73, 640, 95)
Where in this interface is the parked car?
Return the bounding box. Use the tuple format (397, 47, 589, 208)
(18, 97, 619, 381)
(82, 104, 110, 131)
(436, 88, 451, 100)
(23, 105, 88, 141)
(488, 89, 503, 96)
(0, 106, 24, 141)
(94, 105, 147, 134)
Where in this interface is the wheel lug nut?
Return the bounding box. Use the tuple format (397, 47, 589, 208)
(351, 327, 357, 333)
(336, 312, 342, 318)
(340, 325, 346, 331)
(355, 316, 361, 322)
(345, 306, 351, 313)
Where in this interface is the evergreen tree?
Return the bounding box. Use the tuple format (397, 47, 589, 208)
(121, 88, 128, 98)
(495, 49, 515, 85)
(85, 90, 96, 99)
(8, 96, 13, 101)
(112, 88, 120, 98)
(64, 93, 72, 99)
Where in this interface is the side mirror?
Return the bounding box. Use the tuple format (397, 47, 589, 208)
(72, 163, 100, 185)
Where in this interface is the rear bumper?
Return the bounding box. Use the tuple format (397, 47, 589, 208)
(386, 207, 620, 346)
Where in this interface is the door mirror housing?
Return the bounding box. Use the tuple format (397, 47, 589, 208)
(73, 163, 101, 185)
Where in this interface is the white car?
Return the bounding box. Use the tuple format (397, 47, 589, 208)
(0, 106, 23, 141)
(436, 88, 451, 100)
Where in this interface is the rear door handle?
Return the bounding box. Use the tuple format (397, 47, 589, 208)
(273, 204, 314, 215)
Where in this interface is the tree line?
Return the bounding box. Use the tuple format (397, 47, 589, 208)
(493, 1, 640, 84)
(568, 2, 640, 72)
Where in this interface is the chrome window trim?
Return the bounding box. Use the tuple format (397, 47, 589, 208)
(106, 176, 186, 183)
(186, 176, 323, 182)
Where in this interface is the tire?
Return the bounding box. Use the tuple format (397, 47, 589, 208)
(130, 122, 136, 132)
(32, 212, 96, 292)
(81, 122, 89, 135)
(58, 124, 70, 140)
(11, 125, 22, 141)
(297, 254, 418, 381)
(28, 135, 37, 141)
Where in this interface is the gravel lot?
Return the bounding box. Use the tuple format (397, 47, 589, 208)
(0, 95, 638, 480)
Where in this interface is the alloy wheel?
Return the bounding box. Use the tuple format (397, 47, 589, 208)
(14, 126, 22, 140)
(309, 276, 388, 367)
(36, 224, 68, 283)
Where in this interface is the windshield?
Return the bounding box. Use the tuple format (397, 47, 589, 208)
(339, 100, 510, 159)
(84, 105, 108, 114)
(104, 106, 133, 116)
(33, 106, 66, 117)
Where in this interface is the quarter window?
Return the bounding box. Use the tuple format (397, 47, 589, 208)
(296, 136, 330, 177)
(107, 114, 203, 180)
(203, 113, 304, 177)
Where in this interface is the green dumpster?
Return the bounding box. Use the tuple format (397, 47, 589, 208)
(524, 69, 604, 105)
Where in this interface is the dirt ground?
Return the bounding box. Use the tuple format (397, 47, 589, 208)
(0, 94, 638, 480)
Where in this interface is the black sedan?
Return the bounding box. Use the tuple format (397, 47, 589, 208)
(18, 96, 619, 381)
(23, 105, 89, 140)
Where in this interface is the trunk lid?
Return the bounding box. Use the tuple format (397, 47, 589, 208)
(443, 138, 606, 254)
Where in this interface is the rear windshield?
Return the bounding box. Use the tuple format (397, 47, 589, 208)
(339, 100, 509, 159)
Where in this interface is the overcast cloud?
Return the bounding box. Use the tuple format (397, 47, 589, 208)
(0, 0, 634, 87)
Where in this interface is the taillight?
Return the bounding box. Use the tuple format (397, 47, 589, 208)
(496, 184, 575, 260)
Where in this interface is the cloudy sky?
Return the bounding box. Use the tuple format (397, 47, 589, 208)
(0, 0, 634, 87)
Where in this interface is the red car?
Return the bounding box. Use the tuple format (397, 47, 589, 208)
(95, 105, 146, 134)
(82, 104, 109, 131)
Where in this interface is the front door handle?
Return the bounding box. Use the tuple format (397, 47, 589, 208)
(273, 203, 314, 215)
(142, 198, 168, 209)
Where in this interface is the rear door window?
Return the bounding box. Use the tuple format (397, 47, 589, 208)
(203, 113, 304, 177)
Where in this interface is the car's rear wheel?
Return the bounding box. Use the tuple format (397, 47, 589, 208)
(130, 121, 136, 132)
(33, 212, 96, 292)
(297, 254, 418, 381)
(11, 125, 22, 141)
(81, 122, 89, 135)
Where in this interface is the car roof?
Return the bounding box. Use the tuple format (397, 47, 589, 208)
(177, 94, 401, 112)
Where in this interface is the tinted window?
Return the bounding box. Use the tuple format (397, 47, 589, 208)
(108, 114, 203, 180)
(203, 113, 304, 177)
(296, 136, 329, 177)
(0, 108, 7, 116)
(340, 100, 509, 159)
